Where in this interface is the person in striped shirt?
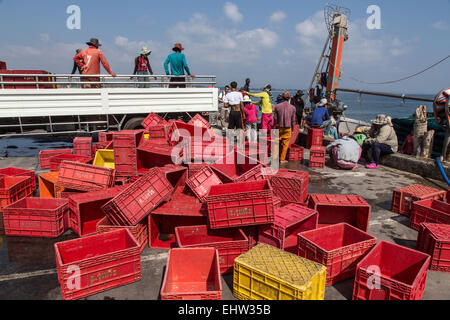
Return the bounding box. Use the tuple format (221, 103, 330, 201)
(133, 46, 154, 88)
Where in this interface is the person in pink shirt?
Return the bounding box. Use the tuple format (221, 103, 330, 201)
(243, 95, 258, 143)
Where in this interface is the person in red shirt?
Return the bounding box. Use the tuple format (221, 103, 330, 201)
(73, 38, 117, 88)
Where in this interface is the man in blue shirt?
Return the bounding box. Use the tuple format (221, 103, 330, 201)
(164, 43, 195, 88)
(309, 98, 332, 135)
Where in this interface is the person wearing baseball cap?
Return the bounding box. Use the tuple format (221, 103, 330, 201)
(164, 43, 195, 88)
(273, 91, 297, 163)
(73, 38, 117, 88)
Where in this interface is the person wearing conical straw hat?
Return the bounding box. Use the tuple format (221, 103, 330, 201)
(133, 46, 154, 88)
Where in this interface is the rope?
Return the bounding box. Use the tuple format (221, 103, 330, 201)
(340, 53, 450, 85)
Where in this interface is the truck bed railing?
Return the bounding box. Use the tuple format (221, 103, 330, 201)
(0, 74, 216, 89)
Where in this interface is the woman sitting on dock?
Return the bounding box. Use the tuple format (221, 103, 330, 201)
(361, 114, 399, 169)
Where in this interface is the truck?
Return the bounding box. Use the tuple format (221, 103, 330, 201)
(0, 62, 218, 137)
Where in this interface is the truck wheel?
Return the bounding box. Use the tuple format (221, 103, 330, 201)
(123, 117, 145, 130)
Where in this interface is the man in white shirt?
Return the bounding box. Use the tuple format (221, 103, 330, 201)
(218, 85, 230, 131)
(224, 81, 245, 147)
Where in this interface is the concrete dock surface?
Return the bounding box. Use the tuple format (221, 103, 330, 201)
(0, 154, 449, 301)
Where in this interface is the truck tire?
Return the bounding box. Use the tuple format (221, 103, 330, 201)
(123, 117, 145, 130)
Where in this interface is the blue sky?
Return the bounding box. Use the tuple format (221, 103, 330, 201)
(0, 0, 449, 94)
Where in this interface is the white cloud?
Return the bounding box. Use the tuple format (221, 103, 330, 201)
(40, 33, 50, 42)
(270, 11, 286, 23)
(237, 29, 278, 48)
(432, 21, 449, 31)
(224, 2, 243, 23)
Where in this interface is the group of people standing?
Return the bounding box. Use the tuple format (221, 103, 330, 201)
(216, 81, 303, 163)
(72, 38, 194, 88)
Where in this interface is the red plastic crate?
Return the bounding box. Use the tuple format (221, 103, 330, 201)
(141, 112, 168, 130)
(167, 121, 215, 147)
(69, 185, 127, 237)
(211, 151, 263, 183)
(160, 248, 222, 300)
(259, 203, 318, 253)
(98, 132, 113, 142)
(206, 179, 275, 229)
(352, 241, 430, 300)
(188, 113, 211, 128)
(308, 194, 371, 232)
(298, 223, 377, 285)
(38, 172, 63, 198)
(113, 130, 144, 177)
(146, 124, 168, 139)
(175, 225, 249, 274)
(417, 223, 450, 272)
(391, 184, 446, 217)
(309, 160, 325, 169)
(410, 199, 450, 230)
(3, 198, 69, 238)
(186, 164, 222, 203)
(0, 167, 36, 191)
(49, 154, 92, 172)
(233, 164, 267, 183)
(287, 144, 304, 161)
(148, 211, 207, 249)
(94, 141, 113, 153)
(39, 149, 73, 169)
(0, 176, 31, 213)
(102, 168, 173, 226)
(57, 161, 115, 192)
(55, 229, 141, 300)
(160, 165, 188, 190)
(307, 128, 323, 149)
(185, 139, 232, 163)
(137, 143, 182, 169)
(273, 196, 282, 209)
(270, 169, 309, 204)
(73, 137, 92, 158)
(310, 145, 326, 161)
(188, 163, 204, 178)
(96, 216, 148, 253)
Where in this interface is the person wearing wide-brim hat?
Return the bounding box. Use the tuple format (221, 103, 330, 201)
(362, 114, 398, 169)
(164, 43, 195, 88)
(133, 46, 154, 88)
(73, 38, 117, 88)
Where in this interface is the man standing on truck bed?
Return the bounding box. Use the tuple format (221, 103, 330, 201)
(164, 43, 195, 88)
(73, 38, 117, 88)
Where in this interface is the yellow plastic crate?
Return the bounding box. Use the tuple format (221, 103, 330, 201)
(93, 150, 115, 169)
(233, 243, 326, 300)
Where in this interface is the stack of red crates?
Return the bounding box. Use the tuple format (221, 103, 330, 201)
(391, 184, 446, 217)
(309, 146, 326, 168)
(410, 199, 450, 230)
(113, 130, 144, 177)
(73, 137, 93, 158)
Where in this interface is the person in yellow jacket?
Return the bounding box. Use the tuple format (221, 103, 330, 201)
(245, 84, 273, 134)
